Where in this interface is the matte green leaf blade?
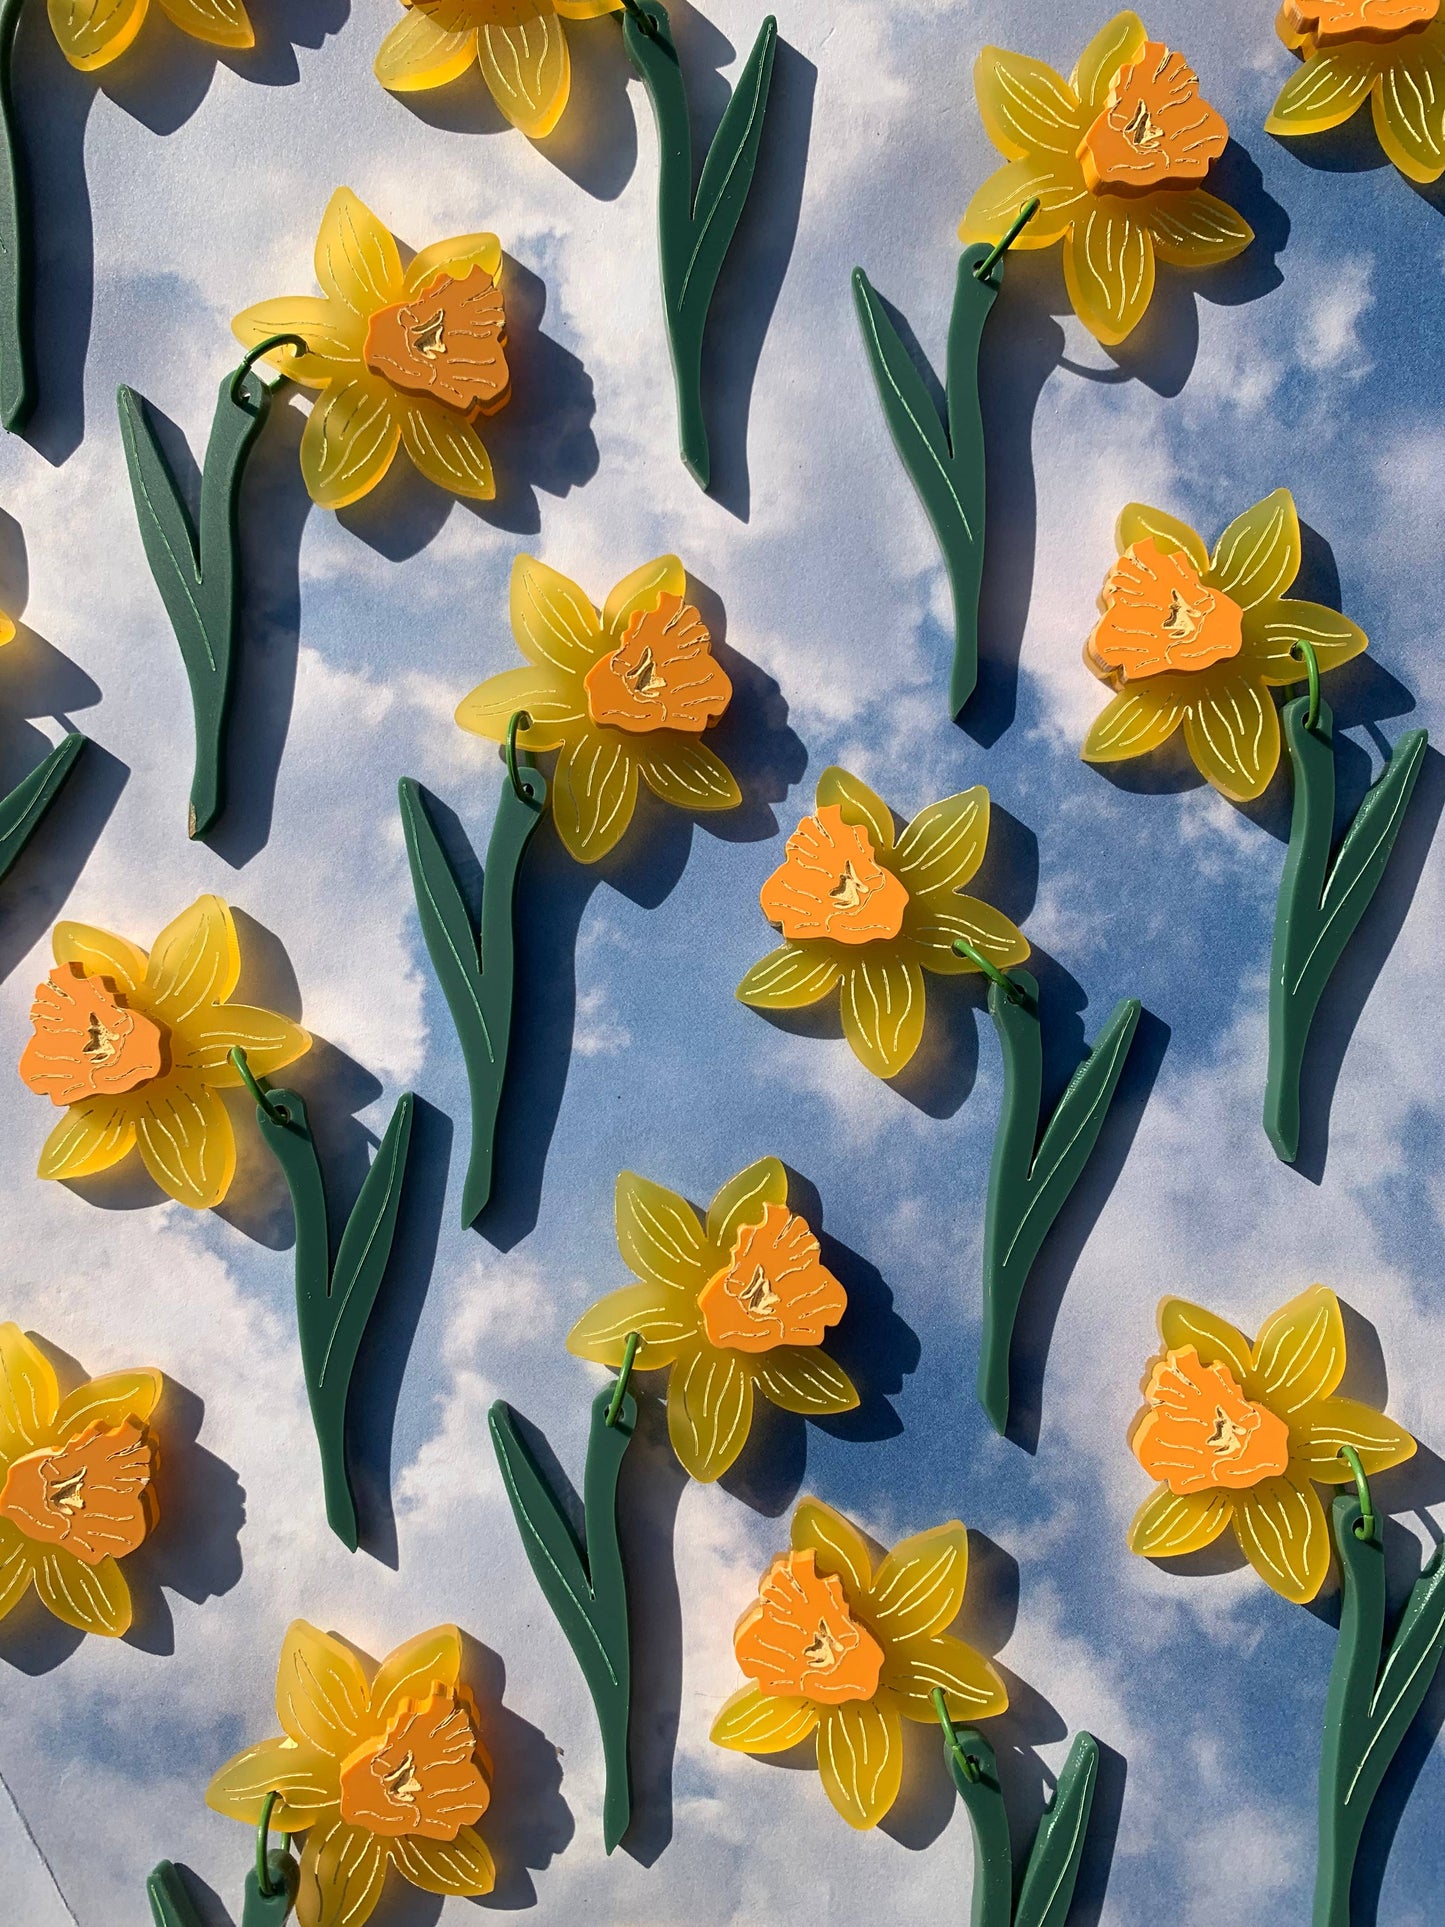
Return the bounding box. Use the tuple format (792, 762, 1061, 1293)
(146, 1863, 207, 1927)
(322, 1092, 416, 1396)
(0, 0, 33, 432)
(0, 731, 85, 883)
(942, 1727, 1014, 1927)
(1015, 1731, 1100, 1927)
(683, 16, 779, 314)
(1355, 1540, 1445, 1811)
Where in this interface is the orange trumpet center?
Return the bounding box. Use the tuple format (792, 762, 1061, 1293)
(363, 268, 510, 419)
(0, 1418, 156, 1564)
(734, 1549, 884, 1704)
(697, 1204, 847, 1354)
(1283, 0, 1439, 44)
(1087, 539, 1244, 682)
(759, 806, 908, 946)
(1132, 1347, 1291, 1496)
(338, 1688, 490, 1840)
(583, 593, 733, 735)
(1079, 43, 1229, 195)
(20, 964, 167, 1108)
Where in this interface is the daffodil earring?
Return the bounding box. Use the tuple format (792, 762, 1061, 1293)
(1080, 489, 1428, 1164)
(1267, 1, 1445, 183)
(1126, 1286, 1444, 1922)
(0, 595, 86, 883)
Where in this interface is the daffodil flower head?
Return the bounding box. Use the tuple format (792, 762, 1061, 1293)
(1268, 0, 1445, 182)
(1081, 488, 1368, 801)
(455, 553, 742, 864)
(711, 1498, 1008, 1830)
(19, 894, 309, 1210)
(0, 1323, 161, 1637)
(567, 1159, 857, 1482)
(375, 0, 624, 138)
(737, 766, 1028, 1080)
(1127, 1285, 1415, 1603)
(232, 189, 512, 511)
(962, 12, 1253, 345)
(48, 0, 252, 71)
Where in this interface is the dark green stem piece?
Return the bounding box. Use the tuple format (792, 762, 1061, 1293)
(147, 1857, 297, 1926)
(944, 1725, 1099, 1926)
(979, 970, 1141, 1435)
(620, 0, 778, 490)
(1315, 1495, 1445, 1927)
(1266, 697, 1428, 1164)
(489, 1385, 635, 1853)
(0, 0, 32, 432)
(0, 730, 85, 882)
(853, 245, 1003, 720)
(399, 771, 545, 1229)
(241, 1079, 416, 1551)
(117, 366, 277, 842)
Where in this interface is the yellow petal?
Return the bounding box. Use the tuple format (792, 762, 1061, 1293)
(615, 1169, 709, 1294)
(881, 1631, 1008, 1723)
(46, 0, 146, 70)
(552, 731, 639, 863)
(1266, 47, 1378, 135)
(791, 1497, 874, 1602)
(556, 0, 621, 13)
(1070, 10, 1147, 109)
(511, 555, 605, 674)
(815, 765, 894, 852)
(706, 1156, 788, 1254)
(1182, 678, 1282, 803)
(891, 787, 988, 895)
(391, 1828, 495, 1897)
(867, 1521, 969, 1641)
(314, 188, 403, 326)
(0, 1323, 60, 1451)
(666, 1344, 753, 1482)
(299, 1817, 389, 1927)
(153, 0, 252, 48)
(398, 398, 496, 501)
(1373, 36, 1445, 181)
(1065, 202, 1155, 346)
(753, 1348, 858, 1415)
(375, 8, 477, 92)
(135, 1079, 236, 1211)
(33, 1548, 130, 1636)
(454, 666, 584, 752)
(56, 1368, 162, 1439)
(710, 1683, 818, 1753)
(602, 554, 686, 636)
(230, 297, 360, 387)
(37, 1099, 136, 1183)
(1248, 1283, 1346, 1415)
(476, 1, 570, 137)
(276, 1620, 370, 1755)
(959, 156, 1084, 249)
(632, 738, 741, 812)
(736, 942, 841, 1009)
(144, 894, 239, 1023)
(369, 1624, 461, 1726)
(404, 232, 503, 295)
(0, 1528, 34, 1622)
(176, 1007, 310, 1085)
(566, 1282, 696, 1370)
(1141, 190, 1254, 268)
(1157, 1298, 1253, 1382)
(1294, 1398, 1415, 1482)
(1126, 1483, 1233, 1558)
(205, 1735, 341, 1833)
(1082, 687, 1186, 764)
(1233, 1475, 1331, 1604)
(1209, 487, 1301, 610)
(52, 921, 148, 993)
(905, 895, 1029, 977)
(1116, 502, 1210, 573)
(1245, 600, 1368, 685)
(973, 44, 1083, 161)
(816, 1699, 903, 1830)
(300, 378, 402, 511)
(839, 953, 926, 1079)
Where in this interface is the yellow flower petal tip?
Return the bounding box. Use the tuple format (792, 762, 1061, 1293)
(454, 554, 741, 865)
(19, 896, 310, 1210)
(714, 1499, 1004, 1827)
(739, 766, 1027, 1079)
(375, 0, 594, 137)
(1081, 490, 1367, 802)
(965, 17, 1252, 344)
(49, 0, 254, 69)
(1269, 3, 1445, 183)
(1126, 1284, 1415, 1603)
(231, 189, 511, 510)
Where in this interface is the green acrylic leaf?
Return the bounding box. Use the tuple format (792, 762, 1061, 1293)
(399, 771, 545, 1228)
(1315, 1496, 1445, 1927)
(0, 731, 85, 883)
(490, 1386, 635, 1853)
(243, 1084, 416, 1551)
(118, 369, 275, 841)
(853, 245, 1002, 720)
(0, 0, 32, 433)
(147, 1857, 297, 1926)
(944, 1726, 1099, 1927)
(147, 1863, 206, 1927)
(979, 970, 1142, 1434)
(621, 0, 778, 490)
(1266, 698, 1428, 1164)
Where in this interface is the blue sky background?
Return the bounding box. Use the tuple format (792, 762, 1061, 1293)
(1, 1, 1443, 1920)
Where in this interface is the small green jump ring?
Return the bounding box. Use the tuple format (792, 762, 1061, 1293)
(506, 710, 535, 803)
(1292, 638, 1322, 735)
(931, 1687, 980, 1782)
(974, 197, 1041, 284)
(1339, 1444, 1376, 1543)
(952, 937, 1024, 1003)
(606, 1332, 642, 1427)
(230, 1046, 289, 1128)
(256, 1790, 283, 1898)
(231, 333, 309, 408)
(619, 0, 660, 37)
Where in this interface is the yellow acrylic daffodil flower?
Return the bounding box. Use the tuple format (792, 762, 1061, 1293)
(1127, 1284, 1415, 1605)
(455, 552, 742, 864)
(737, 766, 1028, 1080)
(18, 894, 309, 1211)
(962, 12, 1254, 345)
(568, 1160, 858, 1482)
(233, 188, 512, 511)
(208, 1621, 495, 1926)
(1081, 487, 1368, 802)
(1267, 1, 1445, 183)
(375, 0, 622, 139)
(48, 0, 251, 72)
(711, 1497, 1008, 1830)
(0, 1323, 161, 1638)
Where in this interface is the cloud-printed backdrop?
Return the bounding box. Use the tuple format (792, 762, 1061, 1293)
(1, 0, 1443, 1920)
